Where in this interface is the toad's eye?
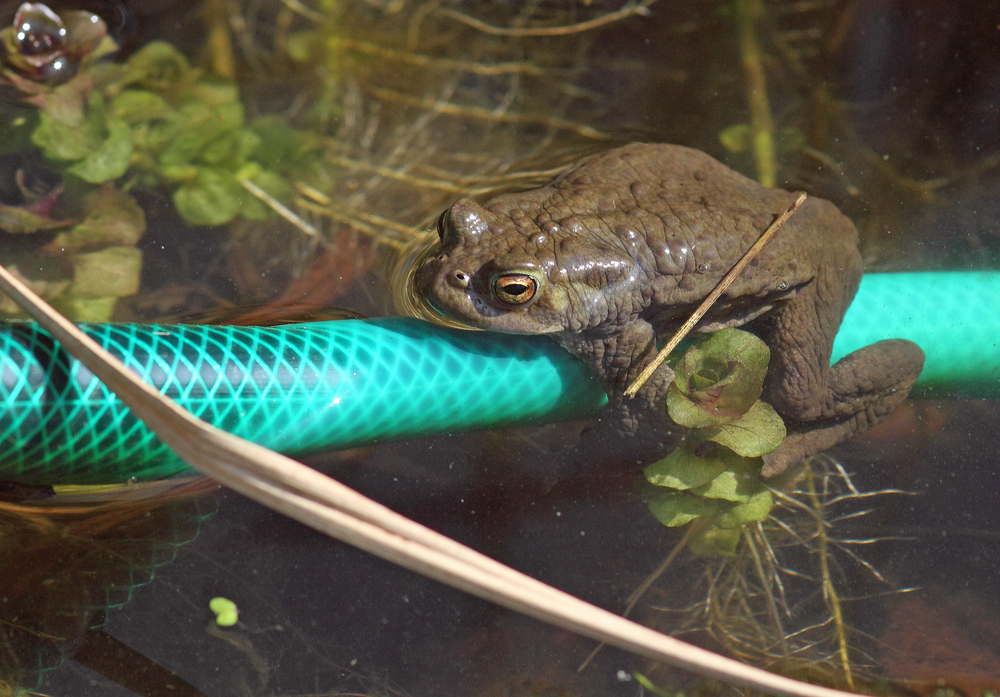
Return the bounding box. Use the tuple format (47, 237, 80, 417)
(493, 273, 538, 306)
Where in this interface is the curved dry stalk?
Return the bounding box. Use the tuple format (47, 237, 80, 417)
(0, 262, 866, 697)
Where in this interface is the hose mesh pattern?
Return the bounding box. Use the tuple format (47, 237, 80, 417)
(0, 318, 606, 484)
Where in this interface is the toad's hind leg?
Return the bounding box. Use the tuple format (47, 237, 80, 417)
(760, 267, 924, 477)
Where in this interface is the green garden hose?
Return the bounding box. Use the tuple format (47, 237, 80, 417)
(1, 271, 996, 485)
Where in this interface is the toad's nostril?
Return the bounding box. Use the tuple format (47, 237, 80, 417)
(450, 271, 470, 288)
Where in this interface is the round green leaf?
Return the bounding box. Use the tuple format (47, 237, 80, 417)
(67, 246, 142, 299)
(709, 400, 786, 457)
(173, 169, 242, 226)
(644, 445, 737, 490)
(690, 457, 763, 502)
(666, 383, 732, 428)
(689, 524, 741, 556)
(67, 118, 134, 183)
(712, 489, 774, 529)
(719, 123, 752, 153)
(646, 489, 717, 527)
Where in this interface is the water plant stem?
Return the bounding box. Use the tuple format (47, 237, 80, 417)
(804, 462, 855, 690)
(735, 0, 778, 187)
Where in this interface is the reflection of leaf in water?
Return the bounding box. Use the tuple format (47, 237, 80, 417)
(0, 478, 216, 690)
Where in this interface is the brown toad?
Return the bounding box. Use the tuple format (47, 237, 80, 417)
(417, 143, 924, 474)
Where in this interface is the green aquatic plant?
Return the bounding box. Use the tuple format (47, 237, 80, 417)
(20, 40, 320, 226)
(642, 329, 785, 555)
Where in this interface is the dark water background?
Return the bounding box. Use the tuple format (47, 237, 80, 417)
(0, 0, 996, 695)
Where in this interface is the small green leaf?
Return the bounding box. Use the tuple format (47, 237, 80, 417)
(200, 128, 261, 167)
(109, 90, 173, 123)
(646, 489, 717, 527)
(158, 102, 244, 168)
(67, 246, 142, 299)
(173, 168, 242, 226)
(689, 524, 741, 556)
(777, 126, 806, 155)
(53, 295, 118, 322)
(32, 109, 101, 160)
(0, 202, 71, 234)
(710, 400, 786, 457)
(250, 116, 321, 170)
(67, 118, 134, 183)
(45, 187, 145, 253)
(690, 456, 762, 502)
(644, 446, 733, 490)
(719, 123, 752, 153)
(713, 488, 774, 529)
(286, 30, 321, 63)
(666, 383, 731, 428)
(122, 41, 194, 90)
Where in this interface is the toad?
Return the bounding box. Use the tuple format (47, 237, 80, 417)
(416, 143, 924, 475)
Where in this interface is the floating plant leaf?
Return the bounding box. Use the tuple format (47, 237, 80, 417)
(200, 127, 260, 168)
(718, 123, 752, 153)
(121, 40, 194, 91)
(250, 115, 321, 170)
(158, 102, 244, 169)
(67, 117, 133, 183)
(31, 107, 100, 159)
(709, 400, 786, 458)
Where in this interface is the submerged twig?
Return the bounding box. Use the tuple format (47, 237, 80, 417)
(239, 178, 318, 236)
(624, 192, 807, 396)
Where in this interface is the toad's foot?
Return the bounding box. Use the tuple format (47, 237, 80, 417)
(762, 338, 924, 476)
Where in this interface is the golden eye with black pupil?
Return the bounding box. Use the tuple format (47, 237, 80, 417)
(493, 273, 538, 305)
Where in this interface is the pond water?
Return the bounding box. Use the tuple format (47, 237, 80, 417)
(0, 0, 997, 695)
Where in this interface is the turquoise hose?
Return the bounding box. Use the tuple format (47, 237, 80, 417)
(1, 271, 996, 485)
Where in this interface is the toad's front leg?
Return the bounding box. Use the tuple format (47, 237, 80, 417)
(556, 320, 677, 443)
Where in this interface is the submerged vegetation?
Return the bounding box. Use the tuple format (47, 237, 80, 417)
(643, 329, 784, 554)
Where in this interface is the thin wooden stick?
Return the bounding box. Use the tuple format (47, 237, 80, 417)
(0, 260, 862, 697)
(624, 192, 807, 397)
